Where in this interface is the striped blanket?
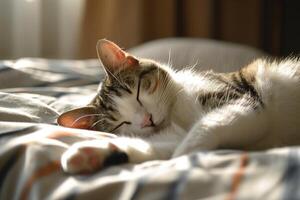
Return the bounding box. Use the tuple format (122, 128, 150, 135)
(0, 58, 299, 200)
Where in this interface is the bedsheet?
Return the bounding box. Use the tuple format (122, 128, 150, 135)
(0, 58, 299, 200)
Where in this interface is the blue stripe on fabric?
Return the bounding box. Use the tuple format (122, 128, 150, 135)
(189, 153, 201, 167)
(0, 65, 13, 73)
(0, 146, 24, 192)
(63, 187, 79, 200)
(164, 154, 200, 200)
(165, 170, 189, 200)
(62, 168, 118, 200)
(130, 175, 150, 200)
(0, 126, 37, 139)
(282, 149, 300, 200)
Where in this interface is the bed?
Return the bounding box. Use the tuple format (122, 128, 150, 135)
(0, 38, 298, 200)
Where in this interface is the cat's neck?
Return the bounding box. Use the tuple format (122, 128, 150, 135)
(170, 70, 206, 130)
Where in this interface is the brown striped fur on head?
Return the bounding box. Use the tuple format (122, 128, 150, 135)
(58, 40, 172, 135)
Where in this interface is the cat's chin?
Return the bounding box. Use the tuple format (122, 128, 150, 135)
(122, 119, 168, 138)
(144, 118, 169, 137)
(153, 119, 167, 131)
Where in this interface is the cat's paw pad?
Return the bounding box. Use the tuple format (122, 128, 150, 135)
(61, 140, 128, 174)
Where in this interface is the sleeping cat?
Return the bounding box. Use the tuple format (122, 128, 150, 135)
(58, 39, 300, 174)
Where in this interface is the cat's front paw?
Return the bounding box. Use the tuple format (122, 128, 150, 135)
(61, 140, 129, 174)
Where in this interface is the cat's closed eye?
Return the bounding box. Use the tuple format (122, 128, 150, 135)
(143, 77, 158, 94)
(142, 78, 152, 90)
(123, 76, 135, 87)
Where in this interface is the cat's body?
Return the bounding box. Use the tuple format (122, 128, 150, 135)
(58, 39, 300, 174)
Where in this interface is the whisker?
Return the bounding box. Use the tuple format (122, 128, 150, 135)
(155, 79, 179, 117)
(70, 113, 105, 127)
(90, 118, 107, 129)
(156, 66, 161, 84)
(188, 59, 199, 72)
(158, 73, 171, 101)
(167, 49, 172, 66)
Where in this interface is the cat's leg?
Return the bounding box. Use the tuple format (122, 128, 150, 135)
(61, 133, 181, 174)
(173, 99, 268, 157)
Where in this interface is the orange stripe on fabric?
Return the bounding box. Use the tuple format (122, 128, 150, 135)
(225, 153, 248, 200)
(46, 129, 116, 140)
(47, 130, 78, 139)
(20, 161, 61, 200)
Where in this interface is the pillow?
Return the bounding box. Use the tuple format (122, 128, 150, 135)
(129, 38, 267, 72)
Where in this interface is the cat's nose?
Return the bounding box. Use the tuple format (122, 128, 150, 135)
(141, 113, 154, 128)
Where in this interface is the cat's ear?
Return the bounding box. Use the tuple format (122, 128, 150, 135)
(57, 107, 97, 130)
(96, 39, 138, 75)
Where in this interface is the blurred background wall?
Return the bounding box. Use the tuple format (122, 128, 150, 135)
(0, 0, 299, 59)
(0, 0, 84, 59)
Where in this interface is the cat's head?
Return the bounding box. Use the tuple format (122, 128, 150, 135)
(58, 39, 178, 137)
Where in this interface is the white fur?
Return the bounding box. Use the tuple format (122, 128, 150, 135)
(62, 58, 300, 174)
